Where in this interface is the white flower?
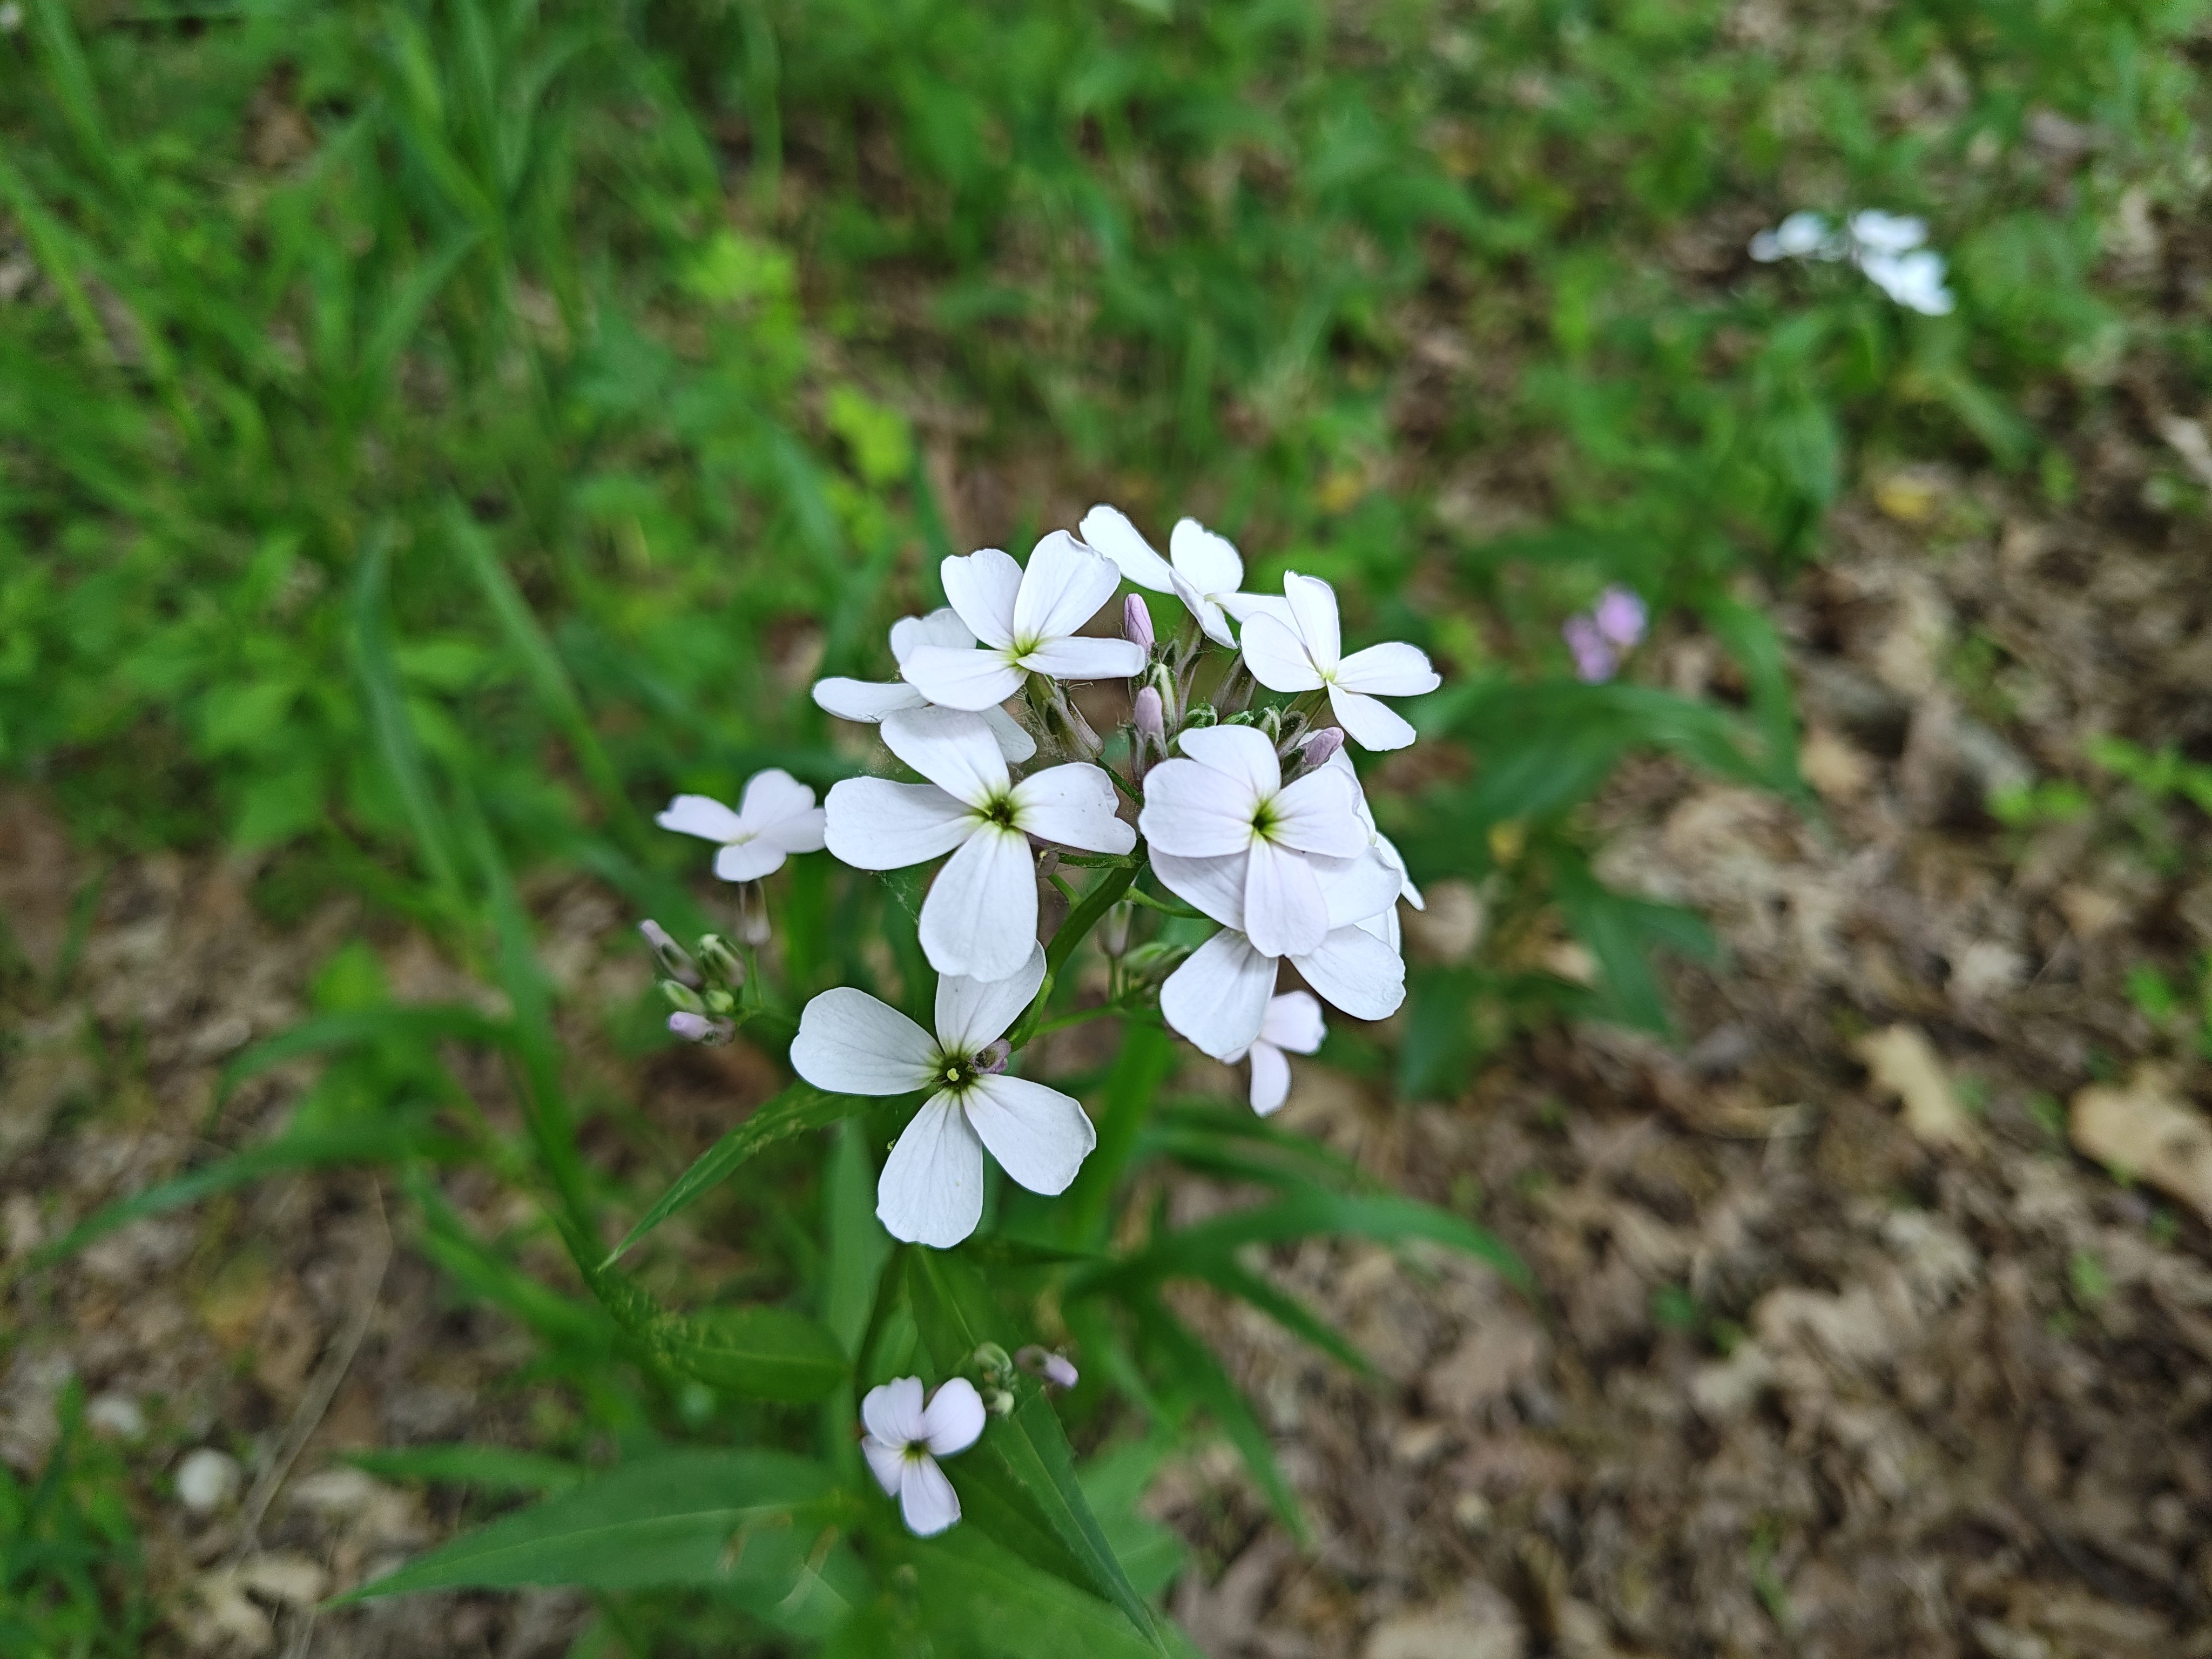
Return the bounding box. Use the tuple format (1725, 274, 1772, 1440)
(791, 946, 1097, 1247)
(1151, 843, 1405, 1059)
(1225, 992, 1325, 1116)
(1749, 210, 1844, 263)
(899, 532, 1147, 711)
(1859, 247, 1955, 315)
(1237, 574, 1441, 752)
(656, 770, 827, 881)
(860, 1376, 986, 1536)
(811, 608, 1036, 762)
(1078, 505, 1255, 648)
(824, 707, 1135, 982)
(1846, 210, 1927, 256)
(1138, 725, 1366, 956)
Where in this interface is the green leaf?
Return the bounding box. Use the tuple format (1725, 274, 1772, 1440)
(215, 1005, 510, 1109)
(901, 1526, 1189, 1659)
(909, 1253, 1169, 1650)
(575, 1243, 847, 1402)
(603, 1081, 864, 1266)
(1134, 1296, 1306, 1541)
(345, 1449, 867, 1635)
(340, 1444, 583, 1493)
(823, 1119, 889, 1358)
(351, 529, 463, 908)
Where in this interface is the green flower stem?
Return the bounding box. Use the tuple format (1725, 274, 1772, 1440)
(1008, 860, 1139, 1052)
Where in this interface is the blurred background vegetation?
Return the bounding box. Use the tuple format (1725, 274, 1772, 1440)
(3, 0, 2209, 1650)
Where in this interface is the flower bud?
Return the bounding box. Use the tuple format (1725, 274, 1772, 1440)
(704, 987, 737, 1015)
(696, 933, 746, 988)
(1182, 703, 1217, 731)
(1132, 685, 1165, 745)
(1016, 1346, 1080, 1390)
(1300, 726, 1346, 768)
(1099, 901, 1132, 958)
(735, 885, 773, 948)
(1123, 594, 1155, 657)
(660, 978, 706, 1015)
(985, 1386, 1016, 1418)
(1143, 662, 1178, 725)
(973, 1342, 1014, 1379)
(1118, 940, 1190, 984)
(975, 1039, 1011, 1075)
(639, 920, 699, 986)
(668, 1011, 736, 1045)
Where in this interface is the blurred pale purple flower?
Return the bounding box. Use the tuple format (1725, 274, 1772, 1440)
(1562, 616, 1618, 684)
(1592, 585, 1647, 650)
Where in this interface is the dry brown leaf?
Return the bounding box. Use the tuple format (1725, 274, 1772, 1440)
(1853, 1024, 1975, 1148)
(2070, 1066, 2212, 1224)
(1798, 726, 1874, 801)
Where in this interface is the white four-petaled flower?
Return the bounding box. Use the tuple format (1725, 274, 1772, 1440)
(1079, 505, 1255, 649)
(1139, 725, 1366, 957)
(860, 1376, 985, 1536)
(899, 532, 1147, 712)
(656, 770, 827, 881)
(791, 945, 1098, 1247)
(1152, 838, 1405, 1060)
(1227, 992, 1325, 1116)
(1238, 574, 1441, 752)
(824, 707, 1136, 982)
(811, 608, 1036, 762)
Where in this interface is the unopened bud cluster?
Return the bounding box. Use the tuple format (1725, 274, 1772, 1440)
(643, 919, 746, 1046)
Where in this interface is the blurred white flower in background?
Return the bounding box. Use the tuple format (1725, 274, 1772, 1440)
(1749, 208, 1956, 316)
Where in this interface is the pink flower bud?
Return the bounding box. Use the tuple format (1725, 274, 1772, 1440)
(976, 1039, 1011, 1075)
(1016, 1346, 1079, 1390)
(669, 1011, 736, 1046)
(1133, 685, 1165, 744)
(1299, 726, 1346, 768)
(1123, 594, 1155, 656)
(639, 919, 699, 985)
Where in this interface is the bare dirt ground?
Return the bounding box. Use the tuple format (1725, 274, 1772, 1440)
(4, 434, 2211, 1656)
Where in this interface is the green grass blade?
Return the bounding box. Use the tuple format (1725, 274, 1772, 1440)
(602, 1082, 861, 1267)
(340, 1444, 583, 1493)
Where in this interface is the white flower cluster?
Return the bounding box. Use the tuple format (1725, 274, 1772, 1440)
(1750, 209, 1956, 316)
(658, 510, 1437, 1253)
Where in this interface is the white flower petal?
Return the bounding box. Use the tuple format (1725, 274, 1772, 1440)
(759, 805, 827, 854)
(1009, 764, 1137, 854)
(1283, 572, 1342, 669)
(1242, 838, 1331, 959)
(1139, 759, 1259, 859)
(1175, 725, 1280, 798)
(1332, 640, 1441, 698)
(890, 608, 977, 663)
(898, 1452, 962, 1535)
(1260, 990, 1325, 1054)
(813, 676, 928, 723)
(919, 825, 1037, 982)
(1013, 530, 1120, 645)
(1238, 612, 1324, 693)
(1021, 635, 1147, 683)
(1247, 1042, 1292, 1116)
(861, 1435, 908, 1498)
(1169, 518, 1243, 596)
(877, 1093, 986, 1248)
(941, 547, 1024, 648)
(814, 677, 925, 725)
(963, 1075, 1097, 1196)
(1161, 929, 1276, 1059)
(981, 705, 1037, 763)
(792, 988, 939, 1095)
(919, 1378, 987, 1456)
(656, 794, 745, 843)
(1150, 851, 1247, 930)
(1290, 926, 1406, 1021)
(880, 707, 1010, 809)
(935, 944, 1047, 1054)
(737, 768, 816, 831)
(714, 839, 787, 882)
(1078, 504, 1175, 591)
(824, 779, 976, 868)
(898, 646, 1028, 713)
(862, 1377, 927, 1447)
(1217, 592, 1293, 626)
(1327, 686, 1419, 752)
(1189, 592, 1237, 649)
(1313, 848, 1405, 928)
(1267, 768, 1367, 858)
